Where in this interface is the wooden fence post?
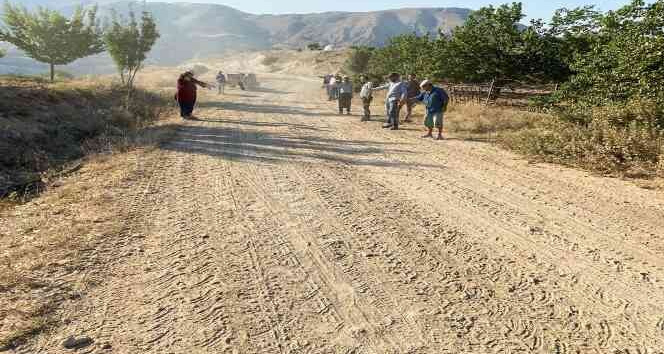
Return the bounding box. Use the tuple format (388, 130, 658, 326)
(485, 78, 495, 106)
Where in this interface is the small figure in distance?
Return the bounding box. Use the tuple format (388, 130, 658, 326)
(359, 75, 373, 122)
(338, 76, 353, 115)
(176, 71, 210, 120)
(216, 71, 226, 95)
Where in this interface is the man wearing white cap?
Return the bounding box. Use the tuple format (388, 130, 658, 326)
(412, 80, 449, 140)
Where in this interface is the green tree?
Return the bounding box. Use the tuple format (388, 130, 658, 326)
(344, 46, 374, 75)
(368, 33, 435, 79)
(438, 2, 569, 84)
(561, 0, 664, 110)
(442, 3, 526, 83)
(103, 8, 159, 98)
(0, 2, 103, 82)
(307, 42, 322, 51)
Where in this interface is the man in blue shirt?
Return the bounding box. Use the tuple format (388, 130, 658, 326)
(413, 80, 449, 140)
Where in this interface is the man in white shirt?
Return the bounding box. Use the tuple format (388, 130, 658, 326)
(359, 75, 373, 121)
(215, 71, 226, 95)
(328, 75, 337, 101)
(372, 72, 408, 130)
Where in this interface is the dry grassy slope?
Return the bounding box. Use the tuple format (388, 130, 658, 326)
(196, 50, 350, 77)
(0, 77, 172, 197)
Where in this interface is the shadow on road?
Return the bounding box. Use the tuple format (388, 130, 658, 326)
(198, 101, 338, 117)
(250, 86, 293, 94)
(160, 124, 445, 170)
(192, 117, 326, 132)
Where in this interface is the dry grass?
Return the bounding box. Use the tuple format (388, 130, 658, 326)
(0, 76, 178, 348)
(447, 103, 664, 180)
(0, 76, 175, 198)
(0, 146, 165, 349)
(446, 103, 546, 138)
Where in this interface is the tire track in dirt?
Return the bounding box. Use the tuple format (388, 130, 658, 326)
(313, 109, 664, 352)
(239, 159, 422, 353)
(253, 78, 664, 352)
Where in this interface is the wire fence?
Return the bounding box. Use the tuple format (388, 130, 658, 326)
(445, 81, 558, 112)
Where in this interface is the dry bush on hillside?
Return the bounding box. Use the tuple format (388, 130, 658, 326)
(0, 77, 174, 199)
(261, 55, 280, 67)
(447, 102, 664, 178)
(446, 103, 544, 136)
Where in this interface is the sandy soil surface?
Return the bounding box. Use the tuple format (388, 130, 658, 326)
(9, 74, 664, 354)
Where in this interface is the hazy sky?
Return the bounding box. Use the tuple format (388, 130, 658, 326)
(151, 0, 629, 21)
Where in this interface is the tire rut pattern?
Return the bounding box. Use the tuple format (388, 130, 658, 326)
(367, 165, 664, 345)
(217, 119, 360, 353)
(243, 162, 417, 353)
(291, 163, 664, 353)
(329, 117, 664, 348)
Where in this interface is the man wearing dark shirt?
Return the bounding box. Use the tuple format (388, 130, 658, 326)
(404, 74, 421, 123)
(176, 71, 209, 119)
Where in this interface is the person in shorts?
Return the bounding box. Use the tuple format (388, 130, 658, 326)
(413, 80, 449, 140)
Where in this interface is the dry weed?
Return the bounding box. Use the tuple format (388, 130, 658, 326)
(0, 148, 158, 349)
(447, 102, 664, 179)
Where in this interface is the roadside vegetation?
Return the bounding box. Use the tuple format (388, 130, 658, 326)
(0, 1, 166, 200)
(345, 0, 664, 179)
(0, 76, 174, 200)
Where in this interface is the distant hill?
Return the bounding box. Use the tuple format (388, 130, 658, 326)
(0, 1, 471, 75)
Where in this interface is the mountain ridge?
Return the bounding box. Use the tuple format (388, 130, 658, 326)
(1, 1, 472, 74)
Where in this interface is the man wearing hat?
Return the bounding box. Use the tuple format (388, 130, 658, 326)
(372, 72, 408, 130)
(412, 80, 449, 140)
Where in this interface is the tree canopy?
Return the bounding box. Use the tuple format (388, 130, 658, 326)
(0, 2, 104, 81)
(104, 8, 160, 92)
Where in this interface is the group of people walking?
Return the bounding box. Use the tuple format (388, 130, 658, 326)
(325, 72, 449, 140)
(176, 69, 448, 140)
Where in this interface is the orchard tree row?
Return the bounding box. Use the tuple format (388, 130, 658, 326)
(347, 0, 664, 117)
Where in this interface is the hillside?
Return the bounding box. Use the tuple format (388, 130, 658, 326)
(0, 1, 470, 75)
(0, 77, 172, 198)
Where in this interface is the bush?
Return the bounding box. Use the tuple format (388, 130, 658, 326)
(307, 43, 322, 51)
(261, 56, 279, 66)
(501, 112, 664, 177)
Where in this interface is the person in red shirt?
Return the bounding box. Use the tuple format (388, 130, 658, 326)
(176, 71, 209, 119)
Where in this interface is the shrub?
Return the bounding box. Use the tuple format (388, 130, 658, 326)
(501, 112, 664, 177)
(261, 55, 279, 66)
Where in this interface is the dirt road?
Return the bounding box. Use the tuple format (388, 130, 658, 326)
(17, 75, 664, 353)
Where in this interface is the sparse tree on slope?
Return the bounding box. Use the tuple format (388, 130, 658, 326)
(0, 2, 104, 82)
(103, 8, 160, 96)
(344, 46, 374, 75)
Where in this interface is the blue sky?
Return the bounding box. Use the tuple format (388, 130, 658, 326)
(154, 0, 629, 21)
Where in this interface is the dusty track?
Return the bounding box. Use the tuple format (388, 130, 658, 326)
(17, 74, 664, 353)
